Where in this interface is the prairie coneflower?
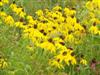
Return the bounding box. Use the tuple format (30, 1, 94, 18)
(80, 55, 87, 65)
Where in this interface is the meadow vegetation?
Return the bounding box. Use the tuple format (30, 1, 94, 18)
(0, 0, 100, 75)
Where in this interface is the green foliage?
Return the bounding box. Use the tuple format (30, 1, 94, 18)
(0, 0, 100, 75)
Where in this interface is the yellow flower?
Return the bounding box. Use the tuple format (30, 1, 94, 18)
(74, 23, 84, 31)
(92, 0, 100, 9)
(0, 58, 8, 69)
(65, 34, 75, 43)
(49, 59, 64, 69)
(98, 31, 100, 35)
(86, 1, 94, 11)
(52, 5, 62, 11)
(19, 11, 26, 18)
(80, 58, 87, 65)
(54, 54, 64, 63)
(70, 56, 77, 65)
(89, 25, 99, 34)
(66, 16, 76, 28)
(4, 15, 14, 25)
(35, 10, 43, 16)
(60, 49, 68, 56)
(90, 18, 100, 24)
(10, 3, 17, 11)
(15, 8, 23, 15)
(70, 9, 76, 16)
(27, 16, 36, 25)
(26, 15, 33, 20)
(2, 0, 9, 4)
(40, 41, 56, 53)
(0, 0, 9, 6)
(54, 43, 64, 49)
(64, 7, 76, 16)
(15, 21, 25, 28)
(10, 4, 26, 18)
(89, 12, 95, 18)
(0, 2, 3, 6)
(0, 11, 7, 18)
(2, 61, 8, 69)
(63, 53, 72, 65)
(64, 7, 70, 17)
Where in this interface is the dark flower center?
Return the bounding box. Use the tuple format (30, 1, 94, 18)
(33, 24, 37, 29)
(59, 42, 65, 45)
(62, 51, 67, 56)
